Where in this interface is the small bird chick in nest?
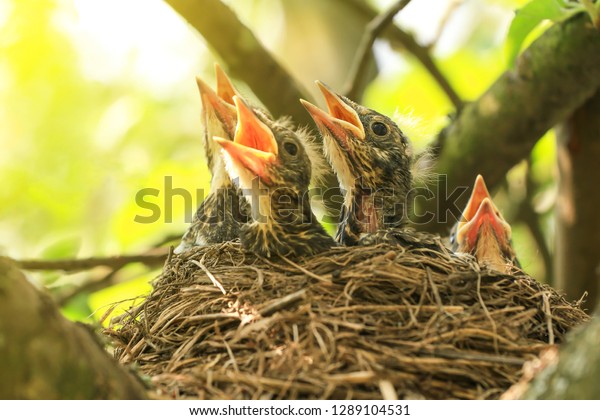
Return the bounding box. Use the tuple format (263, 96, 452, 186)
(175, 64, 250, 253)
(301, 81, 415, 246)
(215, 95, 336, 259)
(451, 174, 520, 274)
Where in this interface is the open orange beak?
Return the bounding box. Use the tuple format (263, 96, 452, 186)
(301, 81, 365, 142)
(457, 175, 500, 228)
(214, 96, 278, 183)
(195, 76, 237, 138)
(456, 197, 512, 253)
(214, 63, 237, 106)
(453, 175, 518, 272)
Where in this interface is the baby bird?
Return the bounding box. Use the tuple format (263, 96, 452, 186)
(175, 65, 250, 253)
(301, 82, 413, 246)
(451, 175, 519, 274)
(215, 96, 335, 259)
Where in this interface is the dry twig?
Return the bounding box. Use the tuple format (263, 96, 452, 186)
(343, 0, 463, 108)
(344, 0, 412, 100)
(13, 252, 168, 271)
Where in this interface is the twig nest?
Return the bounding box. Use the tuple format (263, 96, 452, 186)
(107, 240, 588, 399)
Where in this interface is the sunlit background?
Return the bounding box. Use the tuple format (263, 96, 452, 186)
(2, 0, 556, 322)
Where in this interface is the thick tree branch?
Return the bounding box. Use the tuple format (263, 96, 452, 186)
(520, 313, 600, 399)
(419, 13, 600, 233)
(555, 88, 600, 311)
(0, 258, 147, 398)
(12, 251, 168, 306)
(344, 0, 412, 100)
(164, 0, 314, 127)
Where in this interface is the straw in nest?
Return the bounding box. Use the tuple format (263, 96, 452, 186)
(106, 239, 589, 400)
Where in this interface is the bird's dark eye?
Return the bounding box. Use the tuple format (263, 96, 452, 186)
(371, 122, 388, 136)
(283, 141, 298, 156)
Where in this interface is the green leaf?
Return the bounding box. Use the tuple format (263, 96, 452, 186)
(505, 0, 583, 66)
(40, 236, 81, 259)
(61, 293, 94, 323)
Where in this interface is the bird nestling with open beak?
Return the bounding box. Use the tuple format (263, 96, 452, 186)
(451, 175, 519, 274)
(301, 82, 413, 246)
(175, 65, 251, 253)
(215, 95, 336, 259)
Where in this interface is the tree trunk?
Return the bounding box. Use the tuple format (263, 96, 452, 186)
(0, 258, 147, 399)
(555, 90, 600, 311)
(522, 312, 600, 399)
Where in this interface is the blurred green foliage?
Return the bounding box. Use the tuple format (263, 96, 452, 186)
(1, 0, 560, 324)
(505, 0, 587, 66)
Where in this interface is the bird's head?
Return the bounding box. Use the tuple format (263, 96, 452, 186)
(455, 197, 515, 272)
(301, 81, 412, 195)
(451, 174, 497, 241)
(452, 175, 516, 273)
(215, 95, 312, 195)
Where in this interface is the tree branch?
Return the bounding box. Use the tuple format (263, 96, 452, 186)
(343, 0, 412, 100)
(0, 258, 147, 398)
(164, 0, 315, 127)
(427, 1, 463, 50)
(12, 251, 168, 272)
(520, 312, 600, 399)
(419, 13, 600, 233)
(344, 0, 463, 109)
(55, 267, 124, 307)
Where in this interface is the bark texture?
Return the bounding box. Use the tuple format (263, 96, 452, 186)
(522, 313, 600, 399)
(555, 90, 600, 310)
(419, 14, 600, 232)
(0, 258, 147, 399)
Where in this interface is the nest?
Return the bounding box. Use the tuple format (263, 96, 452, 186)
(106, 239, 589, 400)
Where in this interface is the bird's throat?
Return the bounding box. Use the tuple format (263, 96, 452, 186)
(474, 225, 512, 274)
(357, 194, 379, 234)
(242, 187, 331, 258)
